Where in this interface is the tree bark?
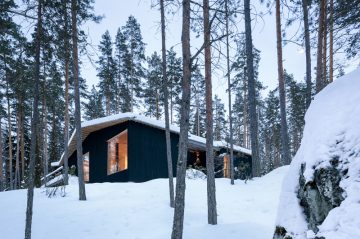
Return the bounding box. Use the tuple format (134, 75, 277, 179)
(203, 0, 217, 225)
(329, 0, 334, 83)
(322, 0, 328, 85)
(0, 118, 3, 191)
(316, 0, 326, 93)
(20, 99, 25, 182)
(14, 110, 20, 189)
(160, 0, 175, 208)
(71, 0, 86, 201)
(63, 0, 70, 185)
(302, 0, 312, 108)
(24, 0, 42, 238)
(42, 100, 48, 187)
(244, 0, 261, 176)
(276, 0, 291, 166)
(225, 0, 235, 185)
(171, 0, 191, 238)
(6, 81, 13, 190)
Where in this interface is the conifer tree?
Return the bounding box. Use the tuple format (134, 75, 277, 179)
(97, 30, 117, 116)
(84, 85, 105, 120)
(144, 51, 163, 119)
(166, 48, 182, 124)
(121, 16, 146, 112)
(213, 95, 226, 141)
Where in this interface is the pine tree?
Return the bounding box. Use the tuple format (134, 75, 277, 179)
(84, 85, 105, 120)
(144, 51, 163, 119)
(213, 95, 226, 141)
(167, 48, 182, 124)
(190, 66, 206, 137)
(121, 16, 146, 112)
(275, 0, 291, 166)
(97, 30, 117, 116)
(171, 0, 191, 237)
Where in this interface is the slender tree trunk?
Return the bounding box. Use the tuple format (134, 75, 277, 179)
(244, 0, 261, 176)
(329, 0, 334, 83)
(0, 118, 3, 191)
(20, 100, 25, 182)
(243, 77, 248, 148)
(160, 0, 175, 208)
(225, 0, 235, 185)
(71, 0, 86, 201)
(24, 0, 42, 238)
(302, 0, 312, 108)
(156, 90, 159, 119)
(322, 0, 328, 85)
(14, 110, 20, 189)
(63, 0, 70, 185)
(42, 100, 48, 187)
(275, 0, 291, 166)
(316, 0, 326, 93)
(6, 82, 13, 190)
(203, 0, 217, 225)
(171, 0, 191, 238)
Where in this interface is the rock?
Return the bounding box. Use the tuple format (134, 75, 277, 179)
(297, 163, 344, 233)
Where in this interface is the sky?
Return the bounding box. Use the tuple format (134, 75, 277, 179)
(80, 0, 309, 102)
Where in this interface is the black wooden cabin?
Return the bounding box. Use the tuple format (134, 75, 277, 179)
(51, 113, 252, 183)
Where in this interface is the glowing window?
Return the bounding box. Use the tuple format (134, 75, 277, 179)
(224, 155, 230, 178)
(107, 130, 128, 175)
(83, 152, 90, 182)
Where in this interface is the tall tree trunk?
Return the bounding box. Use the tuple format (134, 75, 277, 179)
(225, 0, 235, 185)
(160, 0, 175, 208)
(24, 0, 42, 238)
(20, 99, 25, 182)
(203, 0, 217, 225)
(171, 0, 191, 238)
(71, 0, 87, 201)
(322, 0, 328, 85)
(0, 118, 3, 191)
(316, 0, 326, 93)
(275, 0, 291, 166)
(6, 82, 13, 190)
(63, 0, 70, 185)
(329, 0, 334, 83)
(14, 110, 20, 189)
(243, 77, 248, 148)
(42, 100, 48, 187)
(244, 0, 261, 176)
(302, 0, 312, 108)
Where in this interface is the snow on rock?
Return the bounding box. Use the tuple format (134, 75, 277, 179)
(274, 68, 360, 239)
(0, 167, 288, 239)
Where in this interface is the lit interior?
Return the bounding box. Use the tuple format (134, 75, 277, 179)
(223, 155, 230, 178)
(83, 152, 90, 182)
(107, 129, 128, 175)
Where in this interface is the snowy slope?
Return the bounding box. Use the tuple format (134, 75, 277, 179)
(275, 68, 360, 238)
(0, 166, 288, 239)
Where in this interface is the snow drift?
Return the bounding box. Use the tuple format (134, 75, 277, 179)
(274, 68, 360, 239)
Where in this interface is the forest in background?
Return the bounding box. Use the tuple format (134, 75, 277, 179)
(0, 0, 359, 238)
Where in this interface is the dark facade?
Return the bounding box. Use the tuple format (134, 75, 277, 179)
(69, 121, 204, 183)
(68, 120, 251, 183)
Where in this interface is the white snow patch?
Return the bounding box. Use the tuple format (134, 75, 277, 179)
(275, 67, 360, 239)
(0, 167, 288, 239)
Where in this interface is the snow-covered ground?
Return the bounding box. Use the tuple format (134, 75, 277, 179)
(0, 166, 288, 239)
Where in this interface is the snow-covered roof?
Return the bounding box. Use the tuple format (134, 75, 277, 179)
(51, 112, 251, 167)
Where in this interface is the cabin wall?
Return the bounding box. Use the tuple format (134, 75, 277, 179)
(68, 121, 179, 183)
(127, 121, 179, 182)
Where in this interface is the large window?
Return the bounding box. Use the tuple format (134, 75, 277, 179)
(83, 152, 90, 182)
(107, 130, 128, 175)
